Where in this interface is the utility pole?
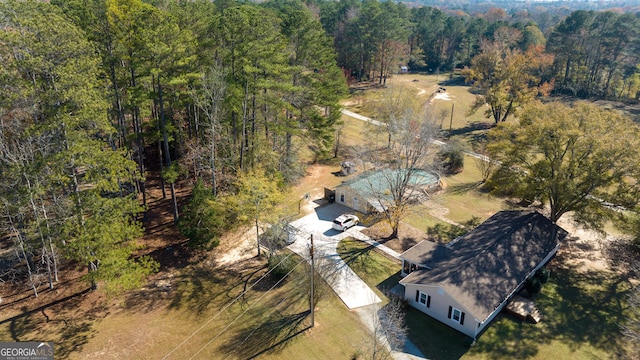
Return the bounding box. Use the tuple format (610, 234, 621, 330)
(449, 103, 454, 138)
(310, 234, 315, 328)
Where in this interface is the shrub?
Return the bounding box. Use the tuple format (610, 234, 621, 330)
(427, 223, 465, 243)
(438, 140, 465, 174)
(525, 268, 550, 295)
(178, 180, 230, 249)
(268, 253, 296, 280)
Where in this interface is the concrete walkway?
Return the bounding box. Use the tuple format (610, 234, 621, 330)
(287, 204, 382, 309)
(287, 203, 427, 360)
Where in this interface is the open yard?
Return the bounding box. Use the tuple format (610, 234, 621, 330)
(0, 252, 373, 360)
(333, 73, 638, 359)
(346, 74, 493, 147)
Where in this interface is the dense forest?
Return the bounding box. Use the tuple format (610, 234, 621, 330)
(1, 0, 639, 295)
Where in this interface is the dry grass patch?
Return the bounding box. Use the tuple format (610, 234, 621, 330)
(1, 251, 372, 360)
(432, 156, 511, 224)
(361, 220, 432, 253)
(71, 254, 372, 360)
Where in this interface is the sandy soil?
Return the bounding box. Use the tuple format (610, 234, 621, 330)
(215, 226, 261, 268)
(555, 215, 613, 272)
(214, 164, 339, 268)
(433, 92, 453, 101)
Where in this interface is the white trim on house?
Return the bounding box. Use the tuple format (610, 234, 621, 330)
(403, 283, 479, 338)
(399, 210, 568, 339)
(451, 307, 462, 323)
(417, 290, 430, 307)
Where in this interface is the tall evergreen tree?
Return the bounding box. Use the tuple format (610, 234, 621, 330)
(0, 0, 156, 294)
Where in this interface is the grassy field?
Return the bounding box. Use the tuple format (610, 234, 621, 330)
(467, 263, 631, 360)
(399, 153, 512, 233)
(0, 255, 372, 360)
(337, 239, 632, 360)
(354, 74, 493, 146)
(433, 156, 513, 224)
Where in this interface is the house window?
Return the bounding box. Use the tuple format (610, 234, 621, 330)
(448, 306, 465, 325)
(416, 291, 431, 308)
(340, 194, 345, 202)
(354, 197, 358, 208)
(452, 308, 461, 322)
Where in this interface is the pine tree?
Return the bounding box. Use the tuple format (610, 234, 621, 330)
(0, 0, 157, 294)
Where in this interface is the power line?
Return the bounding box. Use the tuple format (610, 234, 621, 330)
(222, 296, 290, 360)
(188, 259, 305, 360)
(162, 251, 298, 360)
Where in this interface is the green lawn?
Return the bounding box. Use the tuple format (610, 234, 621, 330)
(403, 209, 451, 232)
(349, 74, 494, 149)
(337, 238, 632, 360)
(467, 264, 631, 360)
(434, 156, 513, 224)
(401, 156, 511, 232)
(336, 239, 401, 301)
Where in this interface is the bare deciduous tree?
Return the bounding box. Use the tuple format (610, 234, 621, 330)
(358, 108, 440, 238)
(192, 67, 227, 196)
(358, 294, 408, 360)
(473, 139, 497, 183)
(367, 84, 417, 149)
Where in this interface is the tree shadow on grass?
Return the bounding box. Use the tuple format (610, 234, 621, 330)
(471, 263, 631, 359)
(377, 271, 402, 292)
(166, 258, 268, 316)
(603, 237, 640, 279)
(338, 242, 377, 269)
(0, 288, 99, 359)
(398, 236, 419, 252)
(447, 121, 493, 139)
(404, 307, 471, 360)
(543, 265, 629, 355)
(220, 311, 310, 359)
(447, 181, 484, 195)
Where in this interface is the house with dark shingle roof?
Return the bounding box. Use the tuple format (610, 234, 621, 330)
(399, 210, 568, 339)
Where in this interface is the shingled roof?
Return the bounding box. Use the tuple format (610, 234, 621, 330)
(400, 210, 568, 322)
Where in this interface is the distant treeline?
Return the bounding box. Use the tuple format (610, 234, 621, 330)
(318, 0, 640, 101)
(406, 0, 640, 13)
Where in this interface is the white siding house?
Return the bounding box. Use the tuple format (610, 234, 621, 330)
(399, 210, 567, 339)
